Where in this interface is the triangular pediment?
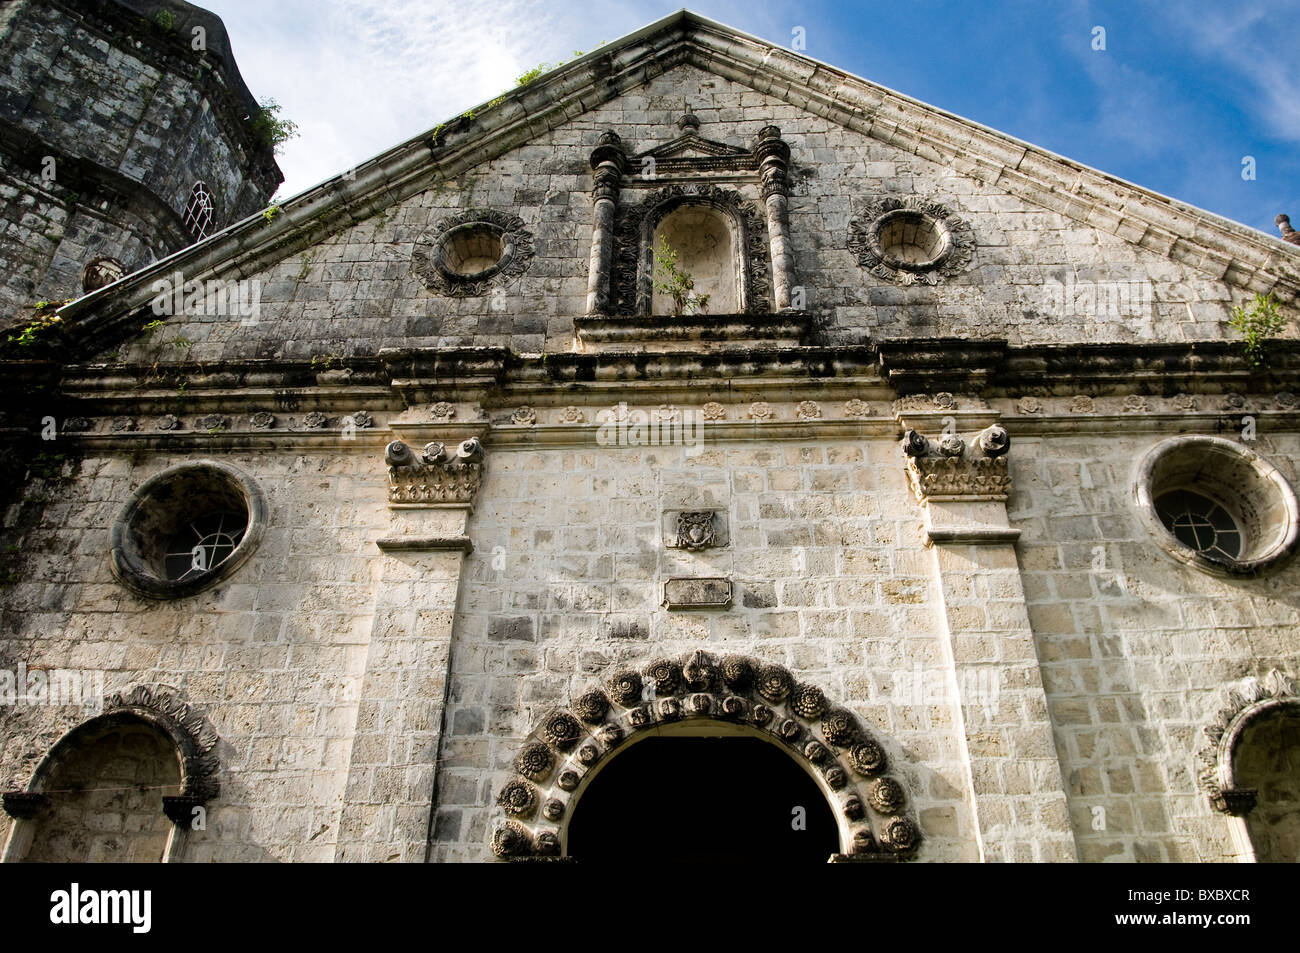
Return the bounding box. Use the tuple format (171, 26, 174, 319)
(47, 8, 1300, 355)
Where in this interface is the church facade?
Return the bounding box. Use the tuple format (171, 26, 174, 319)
(1, 8, 1298, 863)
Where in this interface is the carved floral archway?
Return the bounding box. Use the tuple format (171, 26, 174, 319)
(1199, 668, 1299, 817)
(2, 684, 221, 830)
(490, 650, 922, 861)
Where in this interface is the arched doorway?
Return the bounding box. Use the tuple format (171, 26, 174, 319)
(567, 732, 839, 863)
(1235, 705, 1300, 862)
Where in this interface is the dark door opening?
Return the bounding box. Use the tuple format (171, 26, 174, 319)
(566, 736, 839, 862)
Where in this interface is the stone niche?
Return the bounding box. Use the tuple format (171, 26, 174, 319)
(652, 205, 738, 314)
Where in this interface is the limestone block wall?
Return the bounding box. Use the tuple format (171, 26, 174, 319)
(104, 63, 1265, 366)
(0, 446, 386, 861)
(430, 433, 983, 862)
(1009, 423, 1300, 861)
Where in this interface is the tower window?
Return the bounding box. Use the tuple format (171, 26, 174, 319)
(183, 182, 216, 240)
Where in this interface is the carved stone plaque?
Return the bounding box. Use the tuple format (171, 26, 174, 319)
(664, 577, 733, 610)
(662, 509, 728, 549)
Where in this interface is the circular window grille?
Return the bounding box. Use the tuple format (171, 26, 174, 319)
(1135, 436, 1300, 576)
(110, 461, 266, 598)
(412, 209, 534, 297)
(183, 182, 216, 241)
(848, 196, 974, 286)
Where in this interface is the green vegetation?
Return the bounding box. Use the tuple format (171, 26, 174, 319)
(1230, 292, 1286, 368)
(262, 204, 282, 224)
(153, 10, 176, 31)
(652, 235, 709, 316)
(249, 98, 299, 154)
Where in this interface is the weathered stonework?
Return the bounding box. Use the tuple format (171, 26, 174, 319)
(2, 10, 1299, 866)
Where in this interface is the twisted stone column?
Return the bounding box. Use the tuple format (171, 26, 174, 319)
(755, 125, 796, 311)
(585, 131, 627, 315)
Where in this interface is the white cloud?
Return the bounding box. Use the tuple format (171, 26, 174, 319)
(201, 0, 661, 197)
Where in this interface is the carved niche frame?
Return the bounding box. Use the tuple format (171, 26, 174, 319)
(613, 184, 771, 317)
(1, 685, 221, 863)
(488, 650, 922, 862)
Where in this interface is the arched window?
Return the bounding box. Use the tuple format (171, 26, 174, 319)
(1234, 704, 1300, 862)
(183, 181, 216, 240)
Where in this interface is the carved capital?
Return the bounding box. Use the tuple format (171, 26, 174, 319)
(590, 131, 628, 201)
(903, 425, 1012, 503)
(2, 791, 49, 819)
(386, 438, 485, 507)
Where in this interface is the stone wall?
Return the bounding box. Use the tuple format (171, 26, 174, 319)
(0, 0, 280, 322)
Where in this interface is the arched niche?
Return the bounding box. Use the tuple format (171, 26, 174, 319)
(1199, 669, 1300, 862)
(651, 204, 738, 315)
(2, 686, 220, 863)
(613, 185, 770, 316)
(489, 650, 921, 862)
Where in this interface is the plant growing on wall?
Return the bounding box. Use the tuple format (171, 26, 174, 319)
(249, 98, 299, 154)
(652, 235, 709, 316)
(1230, 292, 1286, 368)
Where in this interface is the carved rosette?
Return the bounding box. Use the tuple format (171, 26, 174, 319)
(903, 425, 1012, 503)
(1198, 669, 1298, 815)
(613, 184, 770, 315)
(492, 651, 921, 861)
(412, 209, 534, 297)
(848, 195, 974, 286)
(386, 437, 484, 506)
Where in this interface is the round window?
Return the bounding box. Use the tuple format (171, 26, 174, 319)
(873, 209, 952, 270)
(1135, 436, 1300, 576)
(110, 461, 266, 598)
(438, 223, 508, 278)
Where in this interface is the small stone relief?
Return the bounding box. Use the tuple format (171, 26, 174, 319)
(431, 401, 456, 421)
(156, 414, 181, 431)
(111, 417, 136, 432)
(748, 401, 773, 420)
(496, 779, 538, 817)
(1122, 395, 1148, 413)
(556, 406, 585, 424)
(1275, 392, 1298, 410)
(197, 413, 227, 431)
(701, 401, 726, 421)
(1221, 393, 1245, 411)
(1016, 396, 1041, 415)
(348, 411, 375, 429)
(796, 400, 821, 420)
(1067, 395, 1094, 414)
(250, 412, 275, 430)
(1171, 393, 1197, 411)
(652, 404, 679, 422)
(843, 398, 871, 418)
(303, 412, 329, 429)
(932, 392, 956, 410)
(510, 406, 537, 426)
(676, 511, 718, 550)
(63, 417, 92, 432)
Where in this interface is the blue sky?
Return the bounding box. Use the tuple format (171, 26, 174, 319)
(202, 0, 1300, 239)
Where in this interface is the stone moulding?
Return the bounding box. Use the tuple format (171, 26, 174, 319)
(385, 437, 485, 507)
(1198, 669, 1299, 816)
(902, 424, 1012, 503)
(3, 685, 222, 824)
(488, 650, 922, 861)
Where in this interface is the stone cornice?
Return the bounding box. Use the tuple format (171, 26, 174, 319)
(48, 12, 1300, 361)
